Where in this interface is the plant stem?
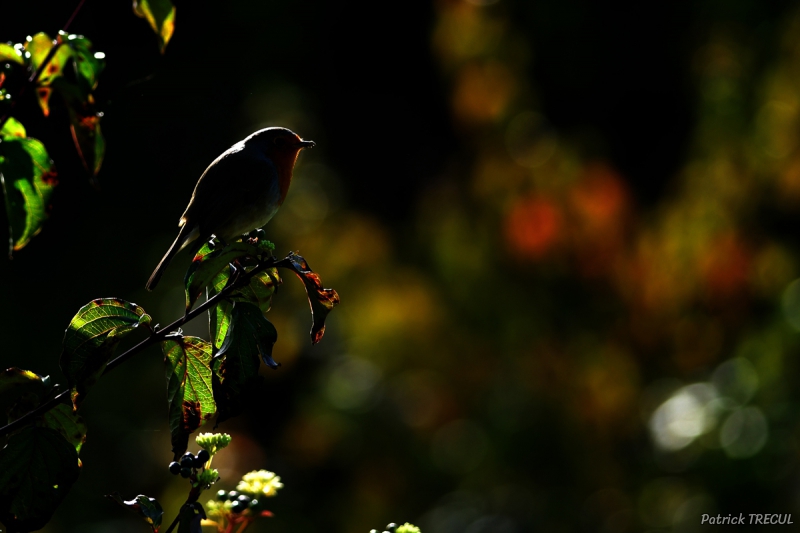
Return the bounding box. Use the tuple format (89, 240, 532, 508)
(0, 253, 288, 439)
(0, 0, 88, 131)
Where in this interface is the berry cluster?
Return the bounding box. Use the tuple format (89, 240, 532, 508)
(215, 489, 260, 514)
(168, 449, 211, 478)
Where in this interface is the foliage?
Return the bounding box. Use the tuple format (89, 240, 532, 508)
(0, 234, 338, 531)
(0, 0, 175, 255)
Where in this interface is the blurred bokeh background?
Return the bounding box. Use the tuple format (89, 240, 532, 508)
(3, 0, 800, 531)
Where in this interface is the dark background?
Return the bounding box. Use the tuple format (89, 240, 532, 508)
(2, 0, 800, 531)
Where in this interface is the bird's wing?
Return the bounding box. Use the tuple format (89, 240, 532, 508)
(182, 146, 281, 240)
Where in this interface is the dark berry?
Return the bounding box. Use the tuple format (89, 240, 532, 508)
(237, 494, 251, 503)
(227, 491, 239, 500)
(216, 490, 227, 500)
(180, 454, 195, 468)
(248, 499, 260, 508)
(168, 461, 181, 475)
(231, 501, 245, 513)
(180, 467, 192, 478)
(386, 524, 397, 533)
(197, 449, 211, 463)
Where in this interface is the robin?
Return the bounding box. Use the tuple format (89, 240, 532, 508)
(146, 127, 314, 290)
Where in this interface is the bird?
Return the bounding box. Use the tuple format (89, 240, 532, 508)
(145, 127, 314, 290)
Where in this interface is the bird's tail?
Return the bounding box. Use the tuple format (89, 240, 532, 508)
(145, 224, 197, 291)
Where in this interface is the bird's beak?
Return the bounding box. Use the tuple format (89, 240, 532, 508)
(297, 140, 315, 149)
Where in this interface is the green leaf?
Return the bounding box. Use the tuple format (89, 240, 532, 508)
(184, 240, 264, 311)
(0, 427, 80, 532)
(133, 0, 176, 53)
(212, 302, 278, 422)
(232, 267, 281, 315)
(207, 265, 234, 353)
(0, 43, 25, 65)
(0, 116, 26, 139)
(162, 335, 216, 457)
(41, 405, 86, 454)
(60, 32, 105, 92)
(0, 136, 57, 254)
(0, 368, 48, 422)
(60, 298, 151, 410)
(23, 33, 73, 116)
(206, 265, 282, 353)
(278, 253, 340, 344)
(107, 493, 163, 533)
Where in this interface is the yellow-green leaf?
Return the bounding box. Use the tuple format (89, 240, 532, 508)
(133, 0, 176, 53)
(0, 43, 24, 65)
(162, 335, 216, 457)
(0, 117, 26, 139)
(0, 137, 58, 254)
(60, 298, 151, 409)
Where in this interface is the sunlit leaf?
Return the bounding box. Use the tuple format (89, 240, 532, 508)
(213, 302, 278, 422)
(0, 116, 26, 139)
(107, 493, 164, 533)
(0, 427, 80, 532)
(207, 265, 234, 353)
(0, 368, 48, 421)
(23, 33, 73, 116)
(184, 241, 264, 311)
(0, 43, 24, 65)
(41, 404, 86, 454)
(60, 32, 105, 92)
(162, 335, 215, 457)
(60, 298, 151, 410)
(233, 267, 281, 315)
(133, 0, 176, 53)
(0, 136, 57, 254)
(278, 252, 340, 344)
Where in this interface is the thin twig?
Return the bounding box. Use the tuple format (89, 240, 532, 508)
(0, 253, 286, 439)
(0, 0, 88, 131)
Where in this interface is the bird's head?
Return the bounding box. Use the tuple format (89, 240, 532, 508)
(245, 127, 315, 165)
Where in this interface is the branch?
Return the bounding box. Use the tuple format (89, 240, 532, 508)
(0, 252, 288, 439)
(0, 0, 88, 131)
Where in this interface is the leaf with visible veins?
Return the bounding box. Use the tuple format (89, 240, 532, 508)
(162, 335, 215, 457)
(60, 298, 151, 410)
(212, 302, 277, 423)
(207, 265, 234, 353)
(184, 240, 264, 311)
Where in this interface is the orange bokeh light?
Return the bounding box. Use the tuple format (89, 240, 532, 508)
(505, 195, 563, 259)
